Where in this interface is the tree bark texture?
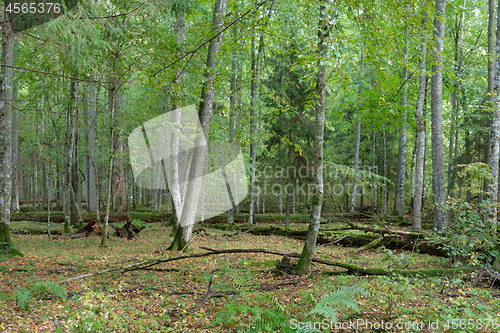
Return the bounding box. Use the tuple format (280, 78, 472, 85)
(0, 9, 15, 249)
(431, 0, 448, 234)
(413, 4, 428, 232)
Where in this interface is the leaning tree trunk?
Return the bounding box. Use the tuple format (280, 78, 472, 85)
(394, 29, 408, 220)
(487, 0, 500, 231)
(413, 3, 428, 232)
(431, 0, 448, 234)
(295, 0, 329, 274)
(169, 0, 228, 251)
(0, 9, 19, 254)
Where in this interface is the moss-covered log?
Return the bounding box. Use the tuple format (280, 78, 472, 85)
(204, 223, 448, 256)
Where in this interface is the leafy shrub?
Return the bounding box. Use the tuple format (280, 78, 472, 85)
(65, 288, 116, 332)
(426, 197, 498, 265)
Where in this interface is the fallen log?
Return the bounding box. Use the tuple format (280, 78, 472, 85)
(204, 223, 448, 257)
(56, 220, 101, 240)
(56, 232, 87, 240)
(58, 246, 470, 284)
(199, 247, 468, 276)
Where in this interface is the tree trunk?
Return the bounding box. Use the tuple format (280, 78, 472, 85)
(101, 134, 114, 248)
(394, 30, 408, 219)
(350, 113, 361, 213)
(169, 0, 228, 251)
(249, 32, 263, 225)
(371, 130, 376, 209)
(447, 0, 466, 207)
(489, 0, 496, 99)
(228, 16, 238, 225)
(67, 80, 82, 228)
(278, 140, 283, 214)
(111, 86, 126, 213)
(383, 124, 388, 216)
(431, 0, 448, 234)
(295, 0, 329, 274)
(350, 49, 364, 213)
(413, 3, 428, 232)
(85, 81, 98, 213)
(0, 9, 18, 254)
(487, 0, 500, 230)
(10, 83, 19, 212)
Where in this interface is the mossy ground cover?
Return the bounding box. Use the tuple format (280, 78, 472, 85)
(1, 219, 499, 332)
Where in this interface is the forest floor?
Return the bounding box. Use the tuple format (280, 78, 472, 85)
(1, 214, 500, 332)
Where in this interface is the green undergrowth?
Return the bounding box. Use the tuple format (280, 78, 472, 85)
(0, 220, 499, 332)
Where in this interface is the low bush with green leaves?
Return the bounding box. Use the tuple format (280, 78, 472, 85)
(426, 197, 498, 266)
(15, 279, 67, 310)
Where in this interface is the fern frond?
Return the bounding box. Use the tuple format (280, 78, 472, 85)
(316, 285, 368, 314)
(309, 305, 338, 322)
(266, 295, 285, 313)
(15, 288, 32, 311)
(44, 281, 68, 299)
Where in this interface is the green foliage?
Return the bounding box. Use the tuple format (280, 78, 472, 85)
(66, 288, 116, 332)
(380, 247, 419, 268)
(0, 242, 23, 257)
(15, 288, 32, 311)
(131, 219, 146, 229)
(212, 277, 368, 333)
(427, 197, 498, 265)
(14, 280, 67, 310)
(217, 264, 254, 294)
(456, 163, 493, 196)
(308, 285, 369, 324)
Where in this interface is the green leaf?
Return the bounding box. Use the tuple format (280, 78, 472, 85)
(15, 288, 32, 311)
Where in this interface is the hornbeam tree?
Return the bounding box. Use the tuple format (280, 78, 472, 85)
(295, 0, 330, 274)
(168, 0, 229, 252)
